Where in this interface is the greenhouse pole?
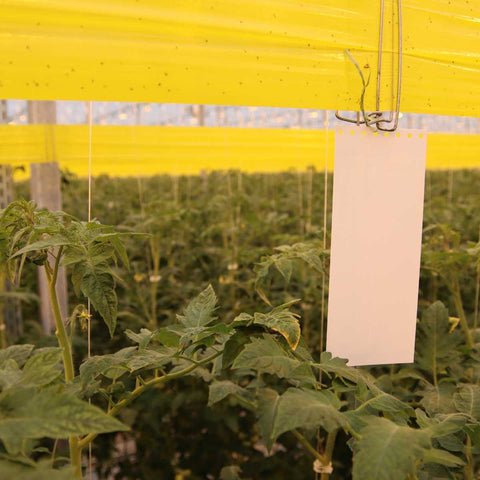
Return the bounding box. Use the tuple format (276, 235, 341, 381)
(30, 162, 68, 335)
(28, 101, 68, 334)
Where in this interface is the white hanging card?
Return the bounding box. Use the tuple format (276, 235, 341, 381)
(326, 128, 426, 366)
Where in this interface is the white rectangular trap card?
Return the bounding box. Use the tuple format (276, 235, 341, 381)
(326, 128, 426, 366)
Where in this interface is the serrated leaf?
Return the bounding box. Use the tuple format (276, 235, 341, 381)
(415, 302, 459, 381)
(179, 323, 232, 349)
(152, 328, 180, 348)
(0, 387, 128, 444)
(360, 393, 412, 415)
(272, 388, 347, 442)
(352, 417, 430, 480)
(415, 410, 467, 438)
(231, 312, 254, 327)
(125, 329, 153, 349)
(273, 257, 292, 282)
(257, 388, 280, 452)
(422, 448, 465, 467)
(0, 345, 34, 369)
(21, 348, 62, 388)
(208, 381, 245, 406)
(232, 335, 300, 378)
(315, 352, 374, 385)
(13, 235, 73, 257)
(453, 384, 480, 420)
(0, 360, 22, 390)
(81, 270, 117, 337)
(176, 285, 217, 328)
(253, 306, 300, 350)
(437, 434, 465, 452)
(420, 384, 456, 415)
(222, 331, 249, 369)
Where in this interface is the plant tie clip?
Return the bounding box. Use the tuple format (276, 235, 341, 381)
(313, 459, 333, 474)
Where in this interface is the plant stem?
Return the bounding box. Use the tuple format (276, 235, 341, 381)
(292, 429, 328, 465)
(321, 429, 338, 480)
(450, 276, 473, 349)
(464, 434, 473, 480)
(45, 249, 82, 477)
(78, 350, 222, 451)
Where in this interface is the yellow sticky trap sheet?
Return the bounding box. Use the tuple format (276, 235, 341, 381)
(0, 126, 478, 179)
(0, 1, 479, 117)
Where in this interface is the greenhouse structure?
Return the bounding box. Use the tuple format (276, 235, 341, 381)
(0, 1, 479, 479)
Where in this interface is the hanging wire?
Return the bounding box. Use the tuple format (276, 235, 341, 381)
(87, 100, 93, 480)
(335, 0, 403, 132)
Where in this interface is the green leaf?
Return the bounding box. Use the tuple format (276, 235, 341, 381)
(0, 345, 34, 369)
(222, 331, 250, 369)
(253, 304, 301, 350)
(422, 448, 465, 467)
(415, 302, 459, 381)
(315, 352, 374, 385)
(360, 393, 413, 415)
(125, 329, 154, 349)
(352, 417, 431, 480)
(0, 460, 76, 479)
(0, 360, 22, 390)
(0, 387, 128, 445)
(176, 285, 217, 328)
(81, 270, 117, 337)
(153, 328, 180, 348)
(273, 257, 292, 283)
(415, 409, 467, 438)
(208, 381, 245, 407)
(257, 388, 280, 452)
(232, 335, 301, 378)
(220, 465, 243, 480)
(21, 348, 62, 388)
(420, 383, 456, 415)
(453, 384, 480, 420)
(12, 235, 73, 257)
(272, 388, 347, 442)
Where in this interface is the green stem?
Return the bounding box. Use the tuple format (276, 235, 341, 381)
(464, 434, 473, 480)
(44, 249, 82, 477)
(292, 429, 328, 465)
(450, 276, 473, 349)
(320, 429, 338, 480)
(78, 350, 222, 451)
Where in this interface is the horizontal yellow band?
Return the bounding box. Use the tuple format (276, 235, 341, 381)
(0, 126, 478, 179)
(0, 1, 479, 117)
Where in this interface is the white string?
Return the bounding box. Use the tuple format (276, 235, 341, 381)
(316, 110, 330, 480)
(87, 100, 93, 480)
(320, 110, 329, 356)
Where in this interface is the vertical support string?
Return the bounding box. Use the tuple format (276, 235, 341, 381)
(87, 100, 93, 480)
(316, 110, 330, 480)
(320, 110, 329, 360)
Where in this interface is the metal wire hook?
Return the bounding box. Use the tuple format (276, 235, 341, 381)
(336, 0, 403, 132)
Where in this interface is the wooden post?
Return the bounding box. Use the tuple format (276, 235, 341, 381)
(27, 101, 56, 124)
(198, 105, 205, 126)
(30, 163, 68, 334)
(0, 101, 7, 124)
(0, 165, 23, 343)
(0, 165, 13, 209)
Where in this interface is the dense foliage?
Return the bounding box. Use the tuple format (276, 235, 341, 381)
(0, 169, 478, 479)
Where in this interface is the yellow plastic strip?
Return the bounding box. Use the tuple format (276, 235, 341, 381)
(0, 1, 479, 117)
(0, 126, 478, 179)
